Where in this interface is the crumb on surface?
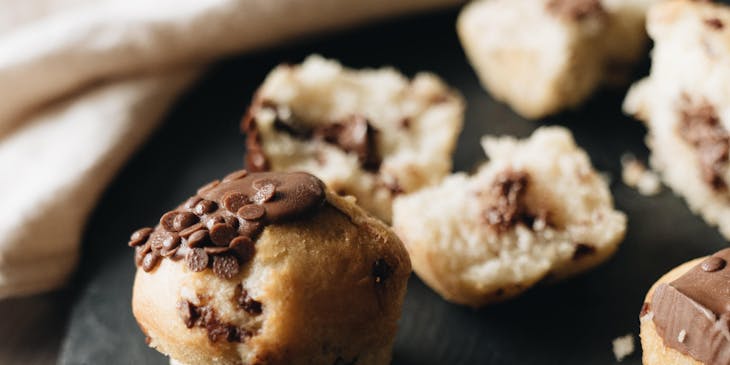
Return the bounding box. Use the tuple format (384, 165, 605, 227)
(612, 333, 635, 362)
(621, 153, 661, 196)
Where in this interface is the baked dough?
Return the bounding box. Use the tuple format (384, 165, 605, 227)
(392, 126, 627, 307)
(131, 171, 411, 365)
(458, 0, 659, 119)
(624, 0, 730, 239)
(242, 55, 464, 222)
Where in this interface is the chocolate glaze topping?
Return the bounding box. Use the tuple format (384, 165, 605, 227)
(242, 98, 381, 173)
(678, 96, 730, 191)
(546, 0, 605, 21)
(129, 170, 326, 279)
(650, 248, 730, 365)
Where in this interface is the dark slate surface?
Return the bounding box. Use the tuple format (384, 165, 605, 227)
(58, 8, 728, 365)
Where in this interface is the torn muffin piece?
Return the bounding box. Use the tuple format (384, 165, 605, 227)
(457, 0, 660, 119)
(624, 0, 730, 239)
(392, 127, 627, 307)
(242, 55, 464, 223)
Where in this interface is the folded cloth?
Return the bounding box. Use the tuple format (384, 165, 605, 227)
(0, 0, 460, 299)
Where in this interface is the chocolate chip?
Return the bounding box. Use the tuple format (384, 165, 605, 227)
(222, 192, 249, 213)
(372, 259, 393, 284)
(186, 248, 209, 272)
(197, 180, 220, 195)
(705, 17, 724, 30)
(210, 223, 237, 246)
(162, 232, 181, 250)
(239, 220, 263, 238)
(194, 200, 217, 216)
(173, 212, 198, 231)
(147, 232, 166, 250)
(160, 246, 179, 258)
(204, 246, 231, 255)
(223, 170, 248, 182)
(572, 244, 596, 260)
(160, 211, 179, 232)
(179, 222, 204, 238)
(230, 236, 255, 262)
(400, 117, 411, 129)
(142, 252, 160, 272)
(252, 184, 276, 204)
(128, 227, 153, 247)
(186, 229, 209, 248)
(223, 215, 240, 230)
(184, 196, 202, 209)
(483, 170, 529, 232)
(177, 300, 199, 328)
(235, 284, 262, 315)
(206, 215, 225, 230)
(702, 256, 726, 272)
(135, 242, 151, 267)
(212, 255, 240, 279)
(237, 204, 266, 220)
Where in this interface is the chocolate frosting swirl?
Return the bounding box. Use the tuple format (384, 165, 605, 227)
(650, 248, 730, 364)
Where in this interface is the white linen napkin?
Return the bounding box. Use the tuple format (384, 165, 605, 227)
(0, 0, 460, 298)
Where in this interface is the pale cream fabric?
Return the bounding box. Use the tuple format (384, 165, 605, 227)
(0, 0, 460, 298)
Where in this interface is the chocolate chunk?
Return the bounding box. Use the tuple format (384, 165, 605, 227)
(210, 223, 237, 246)
(252, 183, 276, 204)
(179, 222, 204, 238)
(142, 252, 160, 272)
(186, 230, 209, 248)
(177, 300, 199, 328)
(193, 200, 217, 216)
(483, 170, 530, 232)
(184, 196, 202, 209)
(640, 302, 651, 318)
(222, 192, 249, 213)
(197, 180, 220, 195)
(546, 0, 605, 21)
(162, 233, 181, 250)
(572, 243, 596, 261)
(230, 236, 255, 262)
(701, 256, 726, 272)
(314, 115, 381, 172)
(651, 248, 730, 364)
(128, 227, 152, 247)
(186, 248, 209, 272)
(705, 17, 724, 30)
(235, 284, 263, 315)
(678, 97, 729, 191)
(212, 255, 240, 279)
(237, 204, 266, 220)
(223, 169, 248, 182)
(372, 259, 393, 285)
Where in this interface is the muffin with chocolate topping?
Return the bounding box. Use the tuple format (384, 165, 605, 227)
(458, 0, 658, 119)
(624, 0, 730, 240)
(130, 170, 411, 365)
(242, 55, 464, 222)
(393, 127, 626, 306)
(640, 248, 730, 365)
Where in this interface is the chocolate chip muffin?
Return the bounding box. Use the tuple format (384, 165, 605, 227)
(130, 170, 411, 365)
(242, 55, 464, 223)
(640, 249, 730, 365)
(624, 0, 730, 240)
(458, 0, 658, 119)
(392, 127, 626, 307)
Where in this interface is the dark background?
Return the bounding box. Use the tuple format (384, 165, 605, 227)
(15, 6, 724, 365)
